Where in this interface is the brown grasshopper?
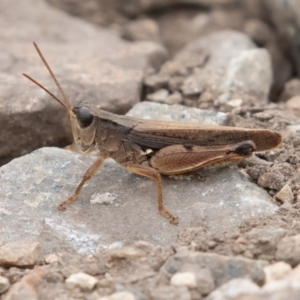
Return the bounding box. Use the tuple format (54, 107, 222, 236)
(23, 42, 282, 225)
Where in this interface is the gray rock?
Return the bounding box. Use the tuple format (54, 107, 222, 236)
(145, 30, 272, 110)
(180, 31, 271, 105)
(0, 102, 278, 255)
(162, 250, 267, 287)
(224, 48, 272, 99)
(0, 0, 167, 165)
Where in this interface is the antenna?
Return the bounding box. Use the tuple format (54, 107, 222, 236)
(22, 73, 70, 111)
(23, 42, 73, 112)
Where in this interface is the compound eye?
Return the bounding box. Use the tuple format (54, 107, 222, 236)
(235, 141, 256, 156)
(76, 106, 94, 128)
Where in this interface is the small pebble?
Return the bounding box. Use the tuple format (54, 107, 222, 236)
(199, 91, 213, 102)
(164, 92, 183, 105)
(207, 240, 217, 249)
(44, 253, 59, 264)
(97, 291, 136, 300)
(275, 184, 294, 203)
(227, 98, 243, 108)
(98, 278, 111, 288)
(146, 89, 169, 103)
(170, 272, 197, 288)
(0, 276, 10, 294)
(286, 96, 300, 111)
(110, 247, 141, 259)
(65, 272, 98, 291)
(0, 241, 40, 267)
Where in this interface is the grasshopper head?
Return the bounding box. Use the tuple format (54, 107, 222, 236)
(70, 102, 97, 154)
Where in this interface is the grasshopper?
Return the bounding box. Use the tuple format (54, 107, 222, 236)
(23, 42, 282, 225)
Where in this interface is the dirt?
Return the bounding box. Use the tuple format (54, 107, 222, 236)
(2, 207, 300, 299)
(180, 206, 300, 257)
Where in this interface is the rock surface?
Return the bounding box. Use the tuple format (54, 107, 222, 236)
(0, 102, 278, 255)
(145, 30, 272, 111)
